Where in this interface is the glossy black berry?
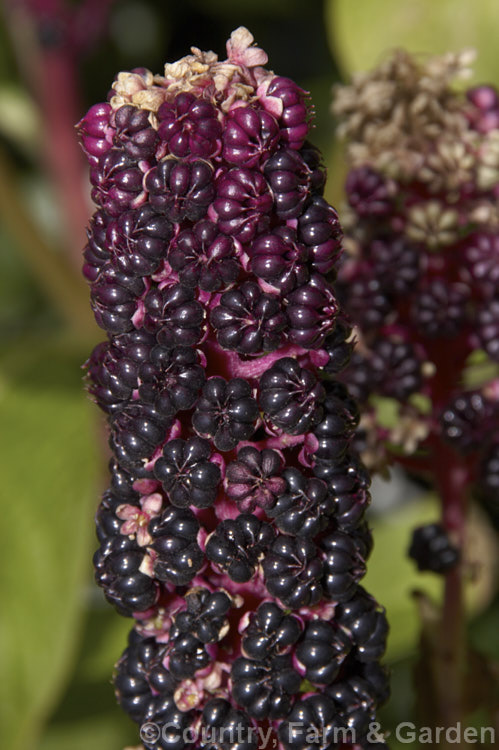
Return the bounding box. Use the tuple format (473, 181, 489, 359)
(168, 631, 210, 678)
(248, 227, 309, 295)
(210, 281, 286, 354)
(193, 377, 259, 451)
(336, 587, 389, 663)
(153, 437, 221, 508)
(241, 602, 301, 660)
(201, 699, 257, 750)
(266, 468, 334, 537)
(143, 282, 205, 344)
(296, 620, 351, 685)
(110, 401, 170, 472)
(263, 535, 323, 608)
(440, 391, 494, 452)
(138, 344, 205, 415)
(169, 219, 240, 291)
(231, 653, 300, 719)
(149, 506, 203, 585)
(90, 262, 145, 334)
(206, 514, 275, 583)
(321, 529, 368, 602)
(94, 535, 157, 615)
(285, 273, 338, 349)
(174, 587, 232, 644)
(259, 357, 325, 435)
(278, 694, 342, 750)
(408, 523, 460, 573)
(107, 204, 173, 277)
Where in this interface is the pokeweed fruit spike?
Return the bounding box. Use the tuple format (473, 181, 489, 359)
(78, 28, 388, 750)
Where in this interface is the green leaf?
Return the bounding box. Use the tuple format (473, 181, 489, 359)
(326, 0, 499, 84)
(0, 336, 100, 750)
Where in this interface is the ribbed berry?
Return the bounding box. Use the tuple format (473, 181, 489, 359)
(153, 437, 220, 508)
(149, 505, 203, 584)
(259, 357, 325, 435)
(411, 279, 469, 338)
(440, 391, 494, 452)
(168, 219, 240, 291)
(210, 281, 286, 354)
(213, 167, 273, 243)
(266, 76, 309, 149)
(202, 700, 257, 750)
(285, 274, 338, 348)
(94, 535, 157, 615)
(222, 105, 279, 167)
(110, 401, 170, 472)
(106, 204, 173, 276)
(174, 587, 232, 643)
(312, 383, 359, 464)
(90, 149, 147, 217)
(248, 227, 309, 295)
(338, 274, 391, 331)
(193, 377, 259, 451)
(408, 523, 460, 573)
(369, 237, 420, 295)
(90, 263, 145, 334)
(145, 158, 215, 222)
(296, 620, 351, 685)
(323, 320, 354, 375)
(241, 602, 301, 660)
(113, 104, 159, 160)
(78, 102, 114, 164)
(266, 468, 334, 537)
(264, 148, 313, 219)
(82, 209, 111, 282)
(143, 283, 205, 344)
(138, 345, 205, 415)
(297, 196, 342, 274)
(225, 446, 286, 512)
(263, 535, 323, 608)
(157, 93, 222, 158)
(346, 166, 393, 217)
(231, 654, 300, 719)
(321, 529, 368, 602)
(335, 587, 388, 663)
(278, 694, 342, 750)
(168, 631, 210, 678)
(347, 337, 424, 403)
(206, 514, 275, 583)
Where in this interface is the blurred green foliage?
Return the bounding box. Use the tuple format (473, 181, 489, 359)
(0, 1, 497, 748)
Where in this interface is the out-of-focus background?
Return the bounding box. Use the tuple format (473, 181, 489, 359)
(0, 1, 498, 748)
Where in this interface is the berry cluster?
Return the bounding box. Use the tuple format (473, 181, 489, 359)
(79, 28, 387, 749)
(333, 50, 499, 529)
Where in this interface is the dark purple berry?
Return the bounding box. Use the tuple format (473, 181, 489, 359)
(263, 535, 323, 608)
(110, 401, 170, 471)
(143, 282, 205, 344)
(78, 102, 113, 164)
(222, 105, 279, 167)
(346, 166, 393, 217)
(266, 468, 334, 537)
(440, 391, 495, 452)
(210, 281, 286, 355)
(168, 219, 240, 291)
(231, 653, 300, 719)
(138, 345, 205, 415)
(107, 205, 173, 276)
(477, 296, 499, 361)
(266, 76, 309, 150)
(193, 377, 259, 451)
(168, 632, 210, 678)
(259, 357, 325, 435)
(113, 104, 159, 160)
(297, 196, 342, 275)
(411, 279, 469, 338)
(321, 530, 368, 602)
(285, 274, 338, 349)
(296, 620, 351, 685)
(264, 148, 313, 219)
(145, 158, 215, 222)
(226, 446, 286, 513)
(158, 93, 222, 158)
(241, 602, 301, 660)
(278, 694, 342, 750)
(201, 700, 257, 750)
(174, 588, 232, 644)
(149, 505, 203, 585)
(94, 535, 157, 615)
(82, 209, 112, 282)
(369, 237, 420, 295)
(336, 587, 389, 663)
(323, 320, 354, 375)
(90, 149, 147, 217)
(213, 167, 273, 243)
(312, 383, 359, 463)
(153, 437, 221, 508)
(206, 514, 275, 583)
(90, 263, 145, 334)
(248, 227, 309, 295)
(408, 523, 460, 573)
